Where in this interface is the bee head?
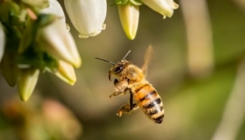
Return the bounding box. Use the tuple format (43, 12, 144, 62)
(96, 50, 131, 81)
(108, 60, 130, 80)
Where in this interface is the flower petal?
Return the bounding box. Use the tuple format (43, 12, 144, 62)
(18, 68, 40, 102)
(53, 60, 77, 85)
(64, 0, 107, 38)
(118, 3, 139, 40)
(37, 20, 82, 68)
(141, 0, 179, 18)
(0, 22, 5, 62)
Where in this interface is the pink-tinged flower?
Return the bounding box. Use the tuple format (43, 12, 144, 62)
(64, 0, 107, 38)
(141, 0, 179, 18)
(36, 19, 82, 68)
(118, 3, 139, 40)
(18, 69, 40, 102)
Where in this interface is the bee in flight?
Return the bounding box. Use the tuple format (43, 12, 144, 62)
(96, 46, 164, 124)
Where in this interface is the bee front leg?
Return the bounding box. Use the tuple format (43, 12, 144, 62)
(109, 91, 125, 98)
(109, 79, 128, 98)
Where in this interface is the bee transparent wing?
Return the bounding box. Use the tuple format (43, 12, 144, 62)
(141, 45, 153, 76)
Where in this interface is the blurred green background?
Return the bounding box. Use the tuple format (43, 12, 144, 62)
(1, 0, 245, 140)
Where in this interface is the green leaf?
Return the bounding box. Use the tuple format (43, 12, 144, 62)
(0, 52, 18, 87)
(10, 15, 25, 26)
(115, 0, 129, 5)
(37, 14, 56, 28)
(4, 24, 21, 52)
(114, 0, 142, 6)
(0, 2, 11, 23)
(18, 18, 35, 53)
(16, 46, 58, 72)
(0, 1, 22, 24)
(42, 52, 58, 72)
(21, 0, 49, 11)
(129, 0, 142, 6)
(18, 14, 55, 53)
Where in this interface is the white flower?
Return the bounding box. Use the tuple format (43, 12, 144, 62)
(64, 0, 107, 38)
(40, 0, 66, 28)
(141, 0, 178, 18)
(0, 22, 5, 62)
(36, 19, 82, 68)
(118, 3, 139, 40)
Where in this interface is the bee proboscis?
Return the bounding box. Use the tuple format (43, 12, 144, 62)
(96, 46, 164, 124)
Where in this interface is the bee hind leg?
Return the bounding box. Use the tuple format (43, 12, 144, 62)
(116, 103, 139, 117)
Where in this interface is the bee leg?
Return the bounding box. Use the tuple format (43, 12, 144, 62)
(109, 91, 125, 98)
(117, 92, 138, 116)
(129, 92, 134, 110)
(109, 79, 128, 98)
(116, 103, 139, 117)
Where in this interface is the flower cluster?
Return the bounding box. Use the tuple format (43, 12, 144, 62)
(0, 0, 81, 101)
(0, 0, 178, 101)
(63, 0, 178, 40)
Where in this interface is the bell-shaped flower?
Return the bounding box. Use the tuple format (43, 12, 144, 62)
(36, 19, 82, 68)
(141, 0, 179, 18)
(40, 0, 66, 28)
(50, 60, 77, 85)
(64, 0, 107, 38)
(118, 3, 139, 40)
(0, 22, 5, 62)
(18, 68, 40, 102)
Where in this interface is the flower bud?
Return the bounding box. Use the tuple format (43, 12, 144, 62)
(141, 0, 179, 18)
(118, 3, 139, 40)
(0, 53, 18, 87)
(64, 0, 107, 38)
(40, 0, 66, 28)
(52, 60, 77, 85)
(0, 22, 5, 62)
(36, 20, 82, 68)
(18, 69, 40, 102)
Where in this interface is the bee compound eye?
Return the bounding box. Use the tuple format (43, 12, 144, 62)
(114, 65, 123, 73)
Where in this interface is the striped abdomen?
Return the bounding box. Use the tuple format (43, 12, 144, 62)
(134, 84, 164, 124)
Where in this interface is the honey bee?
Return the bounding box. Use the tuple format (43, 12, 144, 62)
(96, 46, 164, 124)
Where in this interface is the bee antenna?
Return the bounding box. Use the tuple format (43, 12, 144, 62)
(95, 57, 115, 65)
(122, 50, 131, 60)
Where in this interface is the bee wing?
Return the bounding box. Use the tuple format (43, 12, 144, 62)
(141, 45, 153, 76)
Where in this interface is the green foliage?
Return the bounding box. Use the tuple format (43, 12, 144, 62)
(114, 0, 142, 5)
